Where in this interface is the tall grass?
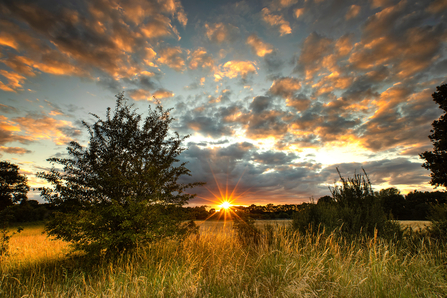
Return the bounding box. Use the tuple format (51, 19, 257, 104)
(1, 222, 446, 297)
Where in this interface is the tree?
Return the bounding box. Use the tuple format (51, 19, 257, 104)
(0, 161, 29, 211)
(38, 93, 203, 256)
(420, 84, 447, 188)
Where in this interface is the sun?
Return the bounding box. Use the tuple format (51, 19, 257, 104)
(220, 201, 231, 210)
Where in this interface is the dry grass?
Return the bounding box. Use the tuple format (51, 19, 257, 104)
(399, 220, 431, 231)
(1, 221, 446, 297)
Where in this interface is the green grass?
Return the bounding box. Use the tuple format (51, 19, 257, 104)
(1, 221, 446, 297)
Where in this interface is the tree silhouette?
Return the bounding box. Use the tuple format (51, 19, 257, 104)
(0, 161, 29, 211)
(420, 84, 447, 188)
(38, 93, 203, 256)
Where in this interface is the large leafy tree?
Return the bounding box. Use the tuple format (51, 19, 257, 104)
(38, 94, 203, 255)
(420, 84, 447, 188)
(0, 161, 29, 211)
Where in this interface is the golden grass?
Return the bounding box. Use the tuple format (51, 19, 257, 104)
(1, 224, 71, 273)
(399, 220, 431, 230)
(1, 221, 446, 297)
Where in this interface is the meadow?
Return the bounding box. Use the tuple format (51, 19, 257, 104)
(1, 220, 446, 297)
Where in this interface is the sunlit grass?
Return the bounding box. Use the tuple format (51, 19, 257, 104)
(1, 221, 446, 297)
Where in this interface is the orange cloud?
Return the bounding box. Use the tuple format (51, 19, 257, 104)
(140, 15, 179, 39)
(1, 55, 36, 77)
(205, 23, 238, 43)
(294, 8, 305, 18)
(127, 88, 174, 101)
(262, 8, 291, 36)
(246, 34, 273, 57)
(153, 89, 174, 99)
(426, 0, 447, 13)
(127, 89, 152, 101)
(312, 71, 353, 95)
(269, 77, 301, 98)
(14, 115, 78, 146)
(295, 32, 333, 79)
(0, 31, 19, 50)
(345, 5, 361, 20)
(0, 70, 26, 92)
(0, 146, 31, 155)
(217, 60, 257, 80)
(188, 48, 215, 70)
(335, 34, 353, 56)
(157, 47, 185, 72)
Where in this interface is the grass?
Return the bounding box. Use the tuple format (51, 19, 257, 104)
(1, 221, 446, 297)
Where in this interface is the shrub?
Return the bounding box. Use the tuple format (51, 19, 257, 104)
(292, 169, 401, 238)
(427, 203, 447, 241)
(233, 212, 261, 246)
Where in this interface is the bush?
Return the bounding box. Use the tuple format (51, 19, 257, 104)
(233, 212, 261, 246)
(427, 203, 447, 241)
(292, 169, 401, 238)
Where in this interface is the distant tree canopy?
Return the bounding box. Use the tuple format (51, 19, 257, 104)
(0, 161, 29, 211)
(38, 93, 203, 256)
(420, 84, 447, 188)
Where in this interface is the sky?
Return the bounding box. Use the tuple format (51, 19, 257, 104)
(0, 0, 446, 208)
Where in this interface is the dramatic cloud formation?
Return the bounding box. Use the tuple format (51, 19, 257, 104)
(0, 0, 446, 205)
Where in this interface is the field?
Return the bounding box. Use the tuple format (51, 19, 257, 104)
(1, 220, 446, 297)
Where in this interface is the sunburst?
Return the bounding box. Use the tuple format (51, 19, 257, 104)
(194, 163, 252, 226)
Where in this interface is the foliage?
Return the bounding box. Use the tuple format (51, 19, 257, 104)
(292, 169, 400, 238)
(427, 203, 447, 241)
(0, 209, 22, 257)
(420, 84, 447, 188)
(0, 161, 29, 211)
(233, 211, 261, 245)
(37, 93, 203, 256)
(376, 187, 406, 219)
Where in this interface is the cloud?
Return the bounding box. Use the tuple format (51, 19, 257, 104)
(426, 0, 447, 14)
(252, 150, 299, 165)
(157, 47, 186, 72)
(355, 86, 441, 152)
(4, 114, 81, 146)
(0, 146, 31, 154)
(245, 109, 289, 139)
(294, 32, 333, 79)
(127, 89, 152, 101)
(269, 77, 301, 98)
(261, 8, 291, 36)
(345, 5, 361, 20)
(269, 0, 298, 10)
(320, 158, 429, 188)
(246, 34, 274, 57)
(0, 104, 18, 114)
(188, 48, 215, 71)
(0, 70, 26, 92)
(205, 22, 239, 44)
(216, 60, 257, 80)
(153, 89, 174, 99)
(140, 15, 180, 39)
(127, 88, 174, 101)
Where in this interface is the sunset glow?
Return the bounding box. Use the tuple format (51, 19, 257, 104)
(0, 0, 446, 205)
(220, 201, 232, 210)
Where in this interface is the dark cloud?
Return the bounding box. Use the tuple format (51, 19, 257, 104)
(320, 158, 429, 187)
(0, 103, 18, 114)
(249, 96, 271, 113)
(252, 150, 299, 165)
(178, 142, 327, 205)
